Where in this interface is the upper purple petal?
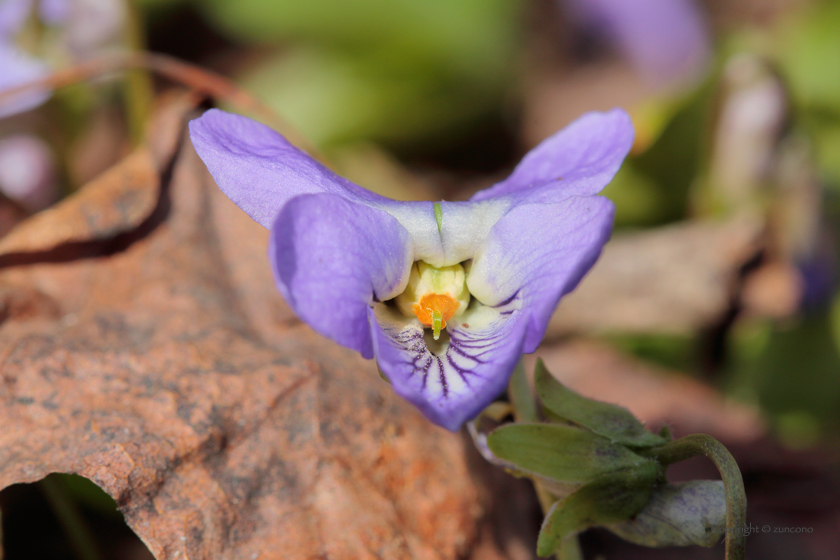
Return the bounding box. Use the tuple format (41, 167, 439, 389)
(470, 109, 633, 205)
(467, 196, 615, 353)
(370, 297, 527, 431)
(189, 109, 386, 229)
(269, 193, 413, 359)
(0, 44, 51, 117)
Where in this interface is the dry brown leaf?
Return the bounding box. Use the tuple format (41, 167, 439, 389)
(0, 149, 159, 257)
(0, 199, 26, 239)
(0, 103, 502, 559)
(547, 216, 774, 337)
(0, 92, 196, 261)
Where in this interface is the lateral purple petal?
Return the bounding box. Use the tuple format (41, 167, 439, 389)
(470, 109, 633, 205)
(0, 45, 51, 118)
(370, 300, 527, 431)
(467, 196, 615, 353)
(270, 193, 412, 359)
(189, 109, 385, 229)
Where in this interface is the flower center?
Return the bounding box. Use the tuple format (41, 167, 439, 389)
(412, 293, 459, 333)
(394, 261, 470, 340)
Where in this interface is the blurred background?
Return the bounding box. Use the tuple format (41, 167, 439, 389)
(0, 0, 839, 558)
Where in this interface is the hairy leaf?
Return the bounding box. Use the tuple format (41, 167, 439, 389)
(534, 359, 665, 448)
(537, 462, 661, 556)
(487, 423, 650, 483)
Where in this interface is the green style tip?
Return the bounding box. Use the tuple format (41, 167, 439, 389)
(432, 309, 443, 340)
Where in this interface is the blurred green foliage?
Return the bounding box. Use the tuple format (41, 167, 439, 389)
(196, 0, 521, 147)
(602, 0, 840, 451)
(776, 0, 840, 186)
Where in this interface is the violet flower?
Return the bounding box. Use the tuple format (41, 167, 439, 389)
(0, 43, 51, 117)
(0, 0, 50, 117)
(0, 0, 125, 117)
(0, 134, 57, 212)
(189, 109, 633, 430)
(565, 0, 710, 85)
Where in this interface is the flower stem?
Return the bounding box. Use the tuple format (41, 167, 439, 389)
(508, 358, 538, 423)
(123, 0, 154, 144)
(639, 434, 746, 560)
(507, 360, 582, 560)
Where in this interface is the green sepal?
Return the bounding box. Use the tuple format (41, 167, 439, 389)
(536, 461, 662, 557)
(433, 202, 443, 236)
(534, 359, 666, 448)
(486, 423, 650, 483)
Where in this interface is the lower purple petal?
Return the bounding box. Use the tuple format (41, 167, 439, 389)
(370, 297, 526, 431)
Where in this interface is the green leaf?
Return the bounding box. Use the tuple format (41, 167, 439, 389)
(199, 0, 520, 71)
(607, 480, 726, 548)
(537, 462, 661, 557)
(776, 0, 840, 113)
(534, 359, 665, 448)
(200, 0, 521, 146)
(486, 423, 650, 483)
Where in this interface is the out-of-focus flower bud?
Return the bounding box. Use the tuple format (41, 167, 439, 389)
(0, 134, 58, 213)
(565, 0, 711, 87)
(62, 0, 126, 59)
(0, 46, 52, 117)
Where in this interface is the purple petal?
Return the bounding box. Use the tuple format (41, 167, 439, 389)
(189, 109, 384, 229)
(38, 0, 70, 25)
(467, 196, 615, 353)
(0, 0, 31, 38)
(0, 44, 51, 117)
(567, 0, 710, 84)
(269, 193, 412, 359)
(470, 109, 633, 205)
(370, 298, 527, 431)
(62, 0, 126, 58)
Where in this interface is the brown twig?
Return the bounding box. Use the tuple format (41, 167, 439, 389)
(0, 51, 325, 161)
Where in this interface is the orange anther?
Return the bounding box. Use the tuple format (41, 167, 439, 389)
(412, 293, 460, 328)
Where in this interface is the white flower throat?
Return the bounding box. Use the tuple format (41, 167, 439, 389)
(394, 261, 470, 340)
